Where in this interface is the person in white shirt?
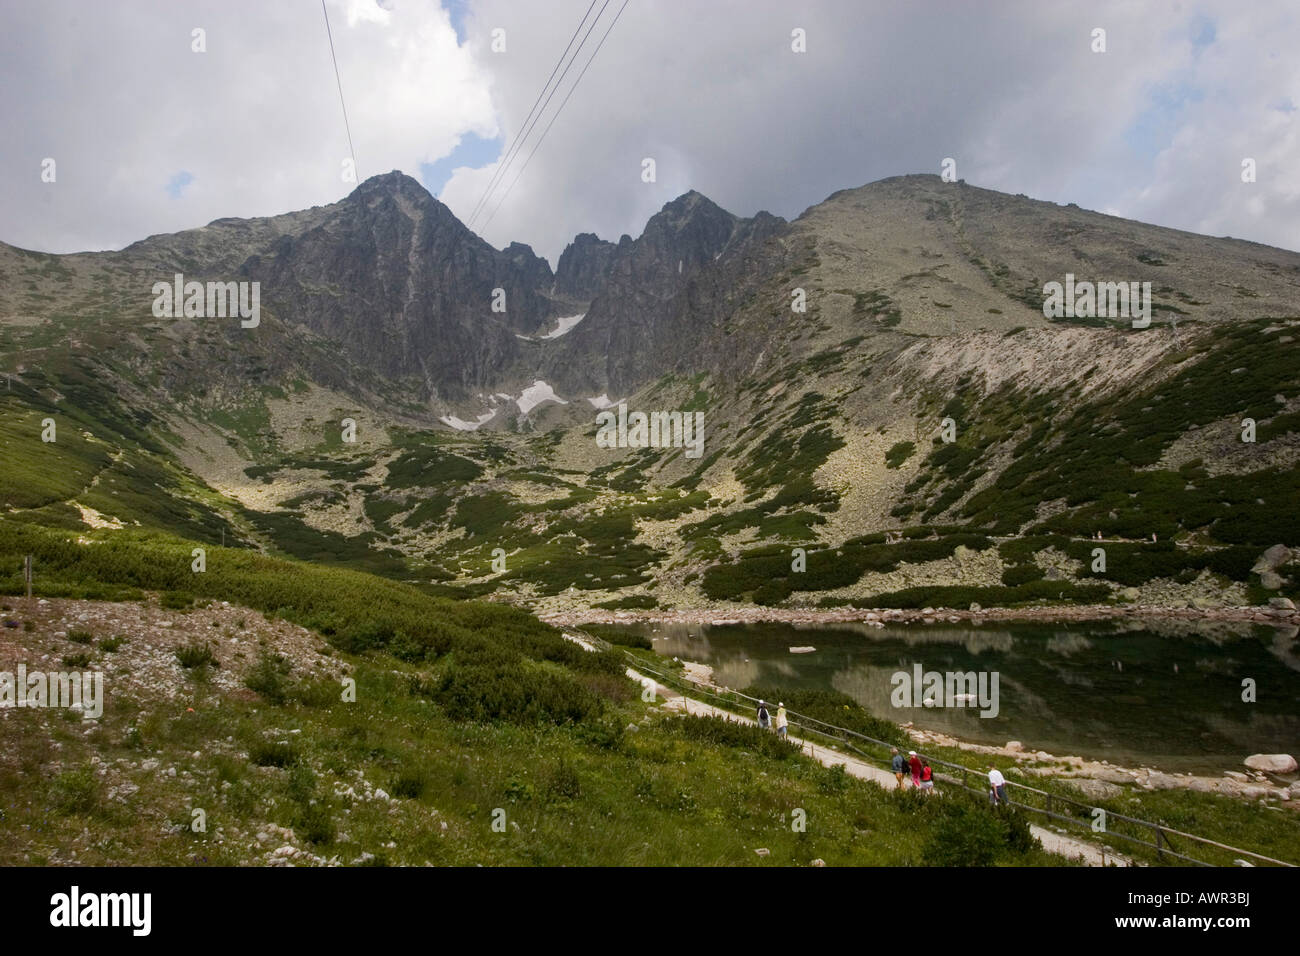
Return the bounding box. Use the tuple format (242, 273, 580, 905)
(775, 703, 788, 737)
(988, 765, 1008, 805)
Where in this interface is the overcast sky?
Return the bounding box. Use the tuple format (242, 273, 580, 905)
(2, 0, 1297, 265)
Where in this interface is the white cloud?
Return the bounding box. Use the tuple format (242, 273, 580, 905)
(0, 0, 496, 253)
(2, 0, 1297, 260)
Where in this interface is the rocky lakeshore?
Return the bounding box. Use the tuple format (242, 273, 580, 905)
(549, 604, 1300, 812)
(539, 598, 1300, 629)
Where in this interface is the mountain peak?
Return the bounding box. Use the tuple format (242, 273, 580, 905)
(661, 189, 716, 214)
(352, 169, 430, 199)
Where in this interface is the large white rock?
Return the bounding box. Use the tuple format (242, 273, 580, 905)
(1244, 754, 1297, 774)
(1146, 771, 1183, 790)
(1073, 778, 1123, 801)
(1252, 544, 1292, 573)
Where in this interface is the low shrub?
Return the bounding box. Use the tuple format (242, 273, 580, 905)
(661, 714, 801, 760)
(249, 740, 299, 768)
(245, 648, 291, 704)
(433, 661, 603, 726)
(175, 642, 218, 669)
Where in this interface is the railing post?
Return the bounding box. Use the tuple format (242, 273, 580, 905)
(1155, 827, 1165, 862)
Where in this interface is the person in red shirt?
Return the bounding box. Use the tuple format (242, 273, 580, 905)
(920, 761, 934, 793)
(908, 750, 922, 788)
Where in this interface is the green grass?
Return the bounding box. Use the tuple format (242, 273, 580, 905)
(0, 521, 1061, 867)
(0, 648, 1061, 866)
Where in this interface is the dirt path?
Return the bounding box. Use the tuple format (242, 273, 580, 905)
(616, 658, 1133, 867)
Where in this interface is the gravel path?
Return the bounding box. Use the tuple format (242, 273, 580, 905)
(617, 657, 1133, 867)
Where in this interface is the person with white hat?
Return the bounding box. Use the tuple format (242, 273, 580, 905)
(908, 750, 923, 788)
(775, 702, 788, 737)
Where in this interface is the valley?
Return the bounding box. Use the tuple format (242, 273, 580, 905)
(3, 169, 1299, 867)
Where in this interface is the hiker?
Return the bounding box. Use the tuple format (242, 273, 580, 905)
(775, 702, 788, 737)
(920, 760, 934, 793)
(757, 700, 771, 730)
(891, 747, 906, 788)
(988, 765, 1008, 805)
(908, 750, 923, 788)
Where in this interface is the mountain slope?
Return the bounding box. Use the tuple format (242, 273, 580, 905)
(2, 173, 1299, 617)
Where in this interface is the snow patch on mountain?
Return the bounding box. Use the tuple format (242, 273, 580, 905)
(540, 313, 586, 339)
(516, 314, 586, 341)
(517, 380, 567, 415)
(440, 410, 496, 431)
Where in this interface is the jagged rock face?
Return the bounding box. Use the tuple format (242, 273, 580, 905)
(239, 171, 557, 398)
(547, 192, 789, 395)
(34, 168, 1300, 421)
(553, 233, 616, 300)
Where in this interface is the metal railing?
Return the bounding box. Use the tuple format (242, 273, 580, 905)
(616, 648, 1296, 869)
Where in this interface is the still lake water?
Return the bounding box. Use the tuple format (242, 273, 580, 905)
(615, 619, 1300, 774)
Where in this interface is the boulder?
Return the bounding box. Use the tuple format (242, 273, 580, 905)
(1118, 587, 1141, 602)
(810, 858, 826, 867)
(1252, 544, 1292, 573)
(969, 603, 982, 613)
(1005, 741, 1024, 753)
(1244, 753, 1297, 774)
(1267, 597, 1296, 611)
(1073, 779, 1123, 801)
(1260, 571, 1285, 591)
(1146, 771, 1182, 790)
(754, 847, 770, 857)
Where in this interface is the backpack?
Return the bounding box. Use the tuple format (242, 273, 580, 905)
(758, 706, 769, 722)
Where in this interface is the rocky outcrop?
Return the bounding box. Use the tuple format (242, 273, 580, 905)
(1244, 753, 1298, 774)
(545, 193, 791, 394)
(242, 171, 561, 396)
(1255, 545, 1293, 590)
(553, 232, 616, 300)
